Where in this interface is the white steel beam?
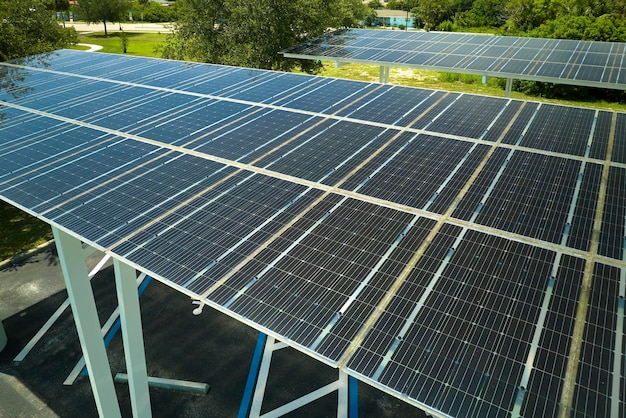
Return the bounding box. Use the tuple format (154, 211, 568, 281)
(52, 227, 121, 418)
(114, 258, 151, 418)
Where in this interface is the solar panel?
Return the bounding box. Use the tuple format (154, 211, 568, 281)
(281, 29, 626, 90)
(1, 50, 624, 418)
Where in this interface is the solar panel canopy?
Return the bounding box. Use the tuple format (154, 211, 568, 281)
(281, 28, 626, 90)
(1, 49, 625, 418)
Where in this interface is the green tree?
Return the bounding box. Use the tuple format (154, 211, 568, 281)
(54, 0, 70, 26)
(529, 13, 626, 40)
(161, 0, 370, 73)
(134, 1, 178, 22)
(505, 0, 540, 30)
(367, 0, 385, 9)
(455, 0, 506, 27)
(560, 0, 614, 16)
(76, 0, 132, 35)
(387, 0, 418, 10)
(0, 0, 77, 61)
(415, 0, 451, 30)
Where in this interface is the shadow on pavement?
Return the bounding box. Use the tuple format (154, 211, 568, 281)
(1, 263, 425, 417)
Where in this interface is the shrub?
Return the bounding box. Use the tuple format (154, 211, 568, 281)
(438, 72, 482, 84)
(437, 20, 456, 31)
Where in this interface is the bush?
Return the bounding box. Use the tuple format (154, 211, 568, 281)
(438, 72, 482, 84)
(398, 24, 406, 30)
(133, 1, 178, 22)
(437, 20, 456, 31)
(528, 14, 626, 42)
(119, 30, 129, 53)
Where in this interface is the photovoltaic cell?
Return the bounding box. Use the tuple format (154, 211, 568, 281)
(589, 111, 613, 160)
(500, 102, 541, 146)
(315, 216, 438, 361)
(223, 200, 417, 348)
(518, 105, 595, 156)
(252, 121, 395, 184)
(281, 29, 626, 89)
(349, 229, 556, 418)
(599, 167, 626, 260)
(473, 152, 581, 243)
(572, 263, 620, 418)
(335, 86, 444, 126)
(419, 95, 509, 139)
(612, 113, 626, 164)
(347, 223, 464, 374)
(273, 78, 378, 113)
(521, 255, 584, 418)
(566, 163, 603, 251)
(451, 147, 510, 221)
(0, 50, 623, 418)
(348, 135, 475, 210)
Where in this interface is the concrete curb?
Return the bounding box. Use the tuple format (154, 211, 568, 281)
(0, 240, 56, 271)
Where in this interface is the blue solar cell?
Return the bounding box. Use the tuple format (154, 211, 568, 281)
(598, 167, 626, 260)
(281, 29, 626, 88)
(1, 49, 623, 418)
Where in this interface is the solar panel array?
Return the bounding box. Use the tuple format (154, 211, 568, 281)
(1, 50, 624, 418)
(281, 29, 626, 89)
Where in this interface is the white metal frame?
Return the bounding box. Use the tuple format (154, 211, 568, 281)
(52, 227, 151, 418)
(248, 335, 350, 418)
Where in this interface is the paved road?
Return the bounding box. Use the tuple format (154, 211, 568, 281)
(66, 22, 173, 34)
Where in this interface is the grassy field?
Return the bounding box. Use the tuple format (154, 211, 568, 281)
(0, 204, 53, 261)
(2, 31, 625, 260)
(73, 32, 168, 57)
(321, 62, 626, 112)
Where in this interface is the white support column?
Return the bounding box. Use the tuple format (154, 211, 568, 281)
(114, 259, 152, 418)
(379, 66, 385, 83)
(52, 227, 121, 418)
(336, 371, 349, 418)
(505, 78, 513, 97)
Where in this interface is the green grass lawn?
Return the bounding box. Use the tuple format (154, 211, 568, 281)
(321, 62, 626, 112)
(72, 32, 168, 57)
(0, 202, 53, 261)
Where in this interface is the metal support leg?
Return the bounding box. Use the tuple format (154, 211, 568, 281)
(114, 259, 151, 418)
(505, 78, 513, 97)
(52, 227, 121, 418)
(337, 371, 348, 418)
(243, 333, 358, 418)
(379, 66, 390, 83)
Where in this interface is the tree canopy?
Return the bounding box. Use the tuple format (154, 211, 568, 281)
(76, 0, 132, 35)
(0, 0, 77, 61)
(161, 0, 371, 73)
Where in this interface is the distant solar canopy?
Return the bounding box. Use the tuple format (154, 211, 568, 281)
(281, 28, 626, 93)
(1, 50, 625, 418)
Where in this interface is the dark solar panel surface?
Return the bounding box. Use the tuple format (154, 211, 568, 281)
(0, 50, 624, 418)
(281, 29, 626, 89)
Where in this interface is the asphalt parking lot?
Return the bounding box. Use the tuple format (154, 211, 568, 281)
(0, 245, 425, 417)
